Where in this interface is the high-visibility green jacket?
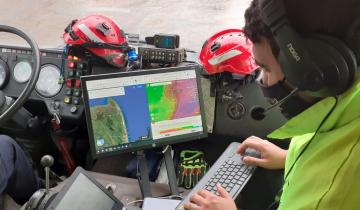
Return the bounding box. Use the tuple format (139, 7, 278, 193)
(268, 73, 360, 210)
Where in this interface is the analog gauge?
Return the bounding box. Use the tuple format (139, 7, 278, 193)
(0, 60, 10, 89)
(13, 60, 32, 83)
(36, 64, 62, 98)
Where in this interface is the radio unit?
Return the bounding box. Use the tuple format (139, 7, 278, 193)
(138, 47, 186, 65)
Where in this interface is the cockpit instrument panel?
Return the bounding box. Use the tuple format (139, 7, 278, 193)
(0, 45, 92, 123)
(36, 64, 62, 98)
(13, 60, 32, 83)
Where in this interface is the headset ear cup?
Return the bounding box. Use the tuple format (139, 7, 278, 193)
(308, 34, 357, 89)
(301, 38, 350, 96)
(307, 39, 350, 97)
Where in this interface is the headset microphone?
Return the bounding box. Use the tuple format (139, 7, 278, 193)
(251, 88, 299, 120)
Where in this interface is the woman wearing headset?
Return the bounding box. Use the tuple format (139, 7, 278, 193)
(185, 0, 360, 209)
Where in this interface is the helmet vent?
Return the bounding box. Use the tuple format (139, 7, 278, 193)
(210, 42, 221, 52)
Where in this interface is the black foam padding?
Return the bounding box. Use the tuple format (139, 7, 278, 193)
(309, 34, 358, 90)
(304, 38, 350, 96)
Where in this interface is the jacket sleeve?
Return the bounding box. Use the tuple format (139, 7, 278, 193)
(0, 139, 15, 193)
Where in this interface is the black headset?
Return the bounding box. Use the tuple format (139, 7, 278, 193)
(259, 0, 358, 97)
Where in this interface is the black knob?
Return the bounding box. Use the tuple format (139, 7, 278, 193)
(227, 102, 246, 120)
(41, 155, 54, 168)
(250, 106, 266, 121)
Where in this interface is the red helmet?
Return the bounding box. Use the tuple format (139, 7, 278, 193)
(199, 29, 258, 75)
(63, 14, 129, 68)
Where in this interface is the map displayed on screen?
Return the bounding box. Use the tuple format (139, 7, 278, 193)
(89, 85, 152, 151)
(85, 69, 204, 154)
(146, 79, 200, 122)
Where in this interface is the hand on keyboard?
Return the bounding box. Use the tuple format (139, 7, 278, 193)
(237, 136, 287, 169)
(184, 183, 237, 210)
(176, 142, 255, 210)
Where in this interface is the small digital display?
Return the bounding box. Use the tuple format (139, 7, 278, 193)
(82, 66, 207, 157)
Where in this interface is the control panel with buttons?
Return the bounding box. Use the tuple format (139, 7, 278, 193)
(0, 45, 94, 124)
(62, 55, 90, 117)
(138, 47, 186, 65)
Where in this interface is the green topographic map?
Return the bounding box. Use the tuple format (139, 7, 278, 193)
(90, 98, 129, 149)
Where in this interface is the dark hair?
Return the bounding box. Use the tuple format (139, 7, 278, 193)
(244, 0, 360, 62)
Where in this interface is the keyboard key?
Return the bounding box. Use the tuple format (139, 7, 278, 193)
(245, 168, 253, 174)
(230, 185, 241, 196)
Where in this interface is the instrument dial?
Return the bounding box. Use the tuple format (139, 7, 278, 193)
(36, 64, 62, 98)
(13, 60, 32, 83)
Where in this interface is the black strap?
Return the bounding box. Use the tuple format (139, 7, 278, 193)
(80, 42, 130, 51)
(64, 19, 79, 40)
